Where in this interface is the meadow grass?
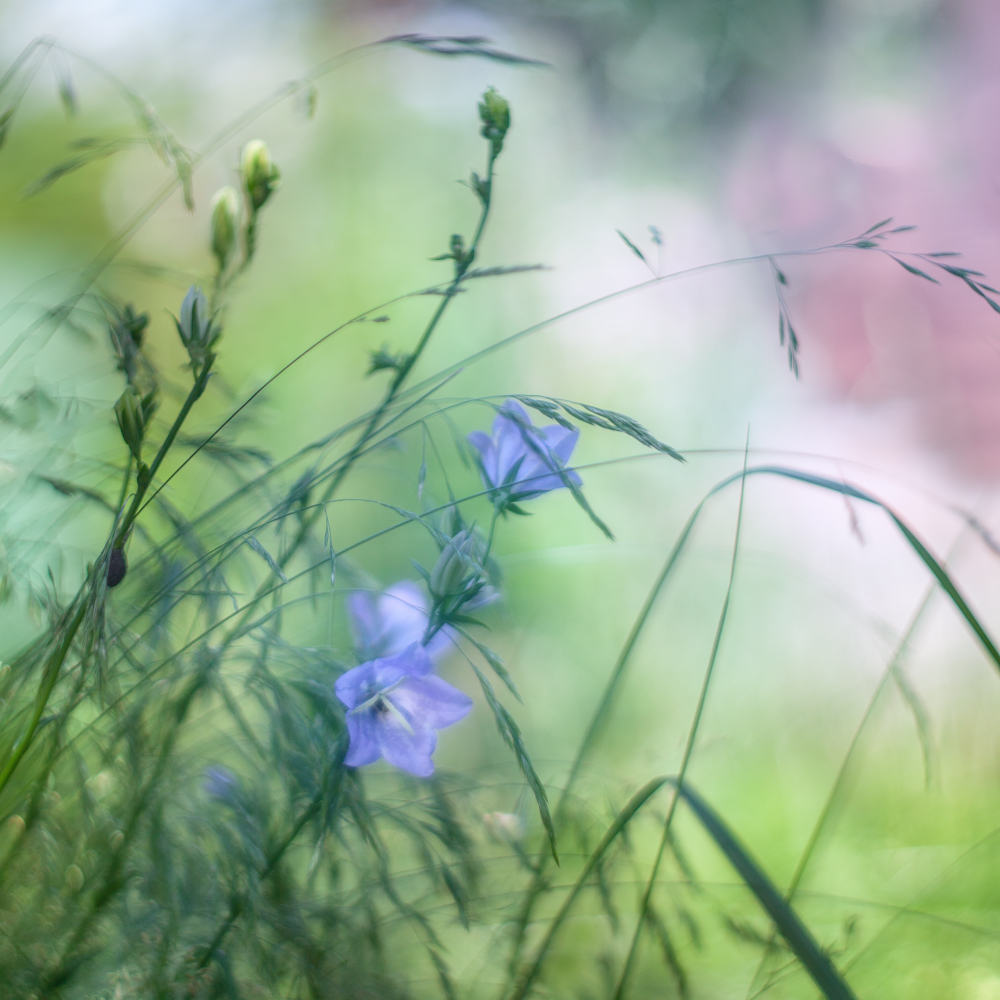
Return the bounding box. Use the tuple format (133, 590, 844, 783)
(0, 32, 998, 1000)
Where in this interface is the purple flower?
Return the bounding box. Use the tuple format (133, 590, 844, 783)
(348, 581, 452, 662)
(203, 766, 239, 801)
(335, 643, 473, 777)
(468, 400, 581, 506)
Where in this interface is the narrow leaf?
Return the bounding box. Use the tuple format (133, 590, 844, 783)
(672, 780, 859, 1000)
(467, 658, 555, 860)
(616, 229, 648, 265)
(246, 535, 288, 584)
(860, 217, 893, 236)
(452, 623, 521, 702)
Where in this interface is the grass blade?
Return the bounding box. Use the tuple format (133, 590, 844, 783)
(672, 780, 860, 1000)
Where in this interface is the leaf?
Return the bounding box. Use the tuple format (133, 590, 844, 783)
(383, 33, 550, 66)
(56, 68, 77, 117)
(245, 535, 288, 584)
(616, 229, 648, 265)
(451, 623, 521, 702)
(323, 508, 336, 587)
(891, 257, 938, 283)
(0, 106, 14, 150)
(461, 264, 548, 280)
(709, 466, 1000, 675)
(860, 217, 893, 236)
(467, 658, 555, 861)
(510, 777, 672, 1000)
(560, 401, 685, 461)
(889, 661, 935, 788)
(672, 780, 859, 1000)
(645, 905, 689, 997)
(514, 396, 576, 431)
(439, 864, 470, 930)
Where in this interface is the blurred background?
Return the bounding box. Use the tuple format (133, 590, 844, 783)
(3, 0, 1000, 995)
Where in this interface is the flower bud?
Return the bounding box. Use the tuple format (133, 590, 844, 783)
(174, 286, 221, 369)
(115, 389, 144, 462)
(429, 529, 479, 601)
(478, 88, 510, 156)
(210, 185, 240, 270)
(241, 139, 280, 211)
(64, 864, 84, 894)
(178, 286, 208, 348)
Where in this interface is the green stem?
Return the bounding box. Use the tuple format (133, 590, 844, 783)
(115, 452, 133, 515)
(611, 441, 751, 1000)
(194, 792, 323, 974)
(0, 598, 87, 799)
(42, 661, 217, 995)
(216, 153, 499, 650)
(114, 357, 214, 550)
(0, 358, 215, 802)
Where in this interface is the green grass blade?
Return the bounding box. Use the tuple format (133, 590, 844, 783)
(706, 466, 1000, 676)
(509, 776, 672, 1000)
(672, 780, 860, 1000)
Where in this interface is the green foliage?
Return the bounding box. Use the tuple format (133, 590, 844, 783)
(0, 24, 999, 1000)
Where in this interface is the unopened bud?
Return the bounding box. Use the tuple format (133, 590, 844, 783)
(210, 185, 240, 270)
(429, 530, 479, 600)
(174, 286, 221, 369)
(241, 139, 280, 211)
(478, 88, 510, 156)
(114, 389, 144, 462)
(64, 864, 84, 894)
(178, 286, 208, 348)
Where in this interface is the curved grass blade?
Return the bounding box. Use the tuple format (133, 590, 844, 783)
(509, 776, 672, 1000)
(706, 466, 1000, 674)
(672, 780, 859, 1000)
(509, 777, 860, 1000)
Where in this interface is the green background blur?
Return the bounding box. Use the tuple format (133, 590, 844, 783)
(3, 1, 1000, 996)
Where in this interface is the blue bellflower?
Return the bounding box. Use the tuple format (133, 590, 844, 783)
(348, 580, 451, 662)
(335, 643, 473, 777)
(468, 399, 580, 508)
(203, 765, 239, 802)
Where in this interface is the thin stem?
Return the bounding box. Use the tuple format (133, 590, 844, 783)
(611, 435, 752, 1000)
(741, 536, 962, 1000)
(210, 152, 499, 652)
(114, 356, 214, 549)
(194, 790, 324, 973)
(115, 452, 133, 515)
(0, 598, 87, 798)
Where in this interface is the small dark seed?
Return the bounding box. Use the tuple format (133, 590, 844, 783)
(107, 549, 127, 587)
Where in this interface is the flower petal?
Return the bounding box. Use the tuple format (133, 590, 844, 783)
(335, 661, 375, 710)
(348, 591, 379, 653)
(378, 581, 431, 655)
(344, 713, 382, 767)
(541, 424, 579, 466)
(392, 675, 474, 729)
(376, 715, 437, 777)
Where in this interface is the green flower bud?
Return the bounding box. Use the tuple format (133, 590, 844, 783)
(210, 185, 240, 270)
(64, 864, 84, 894)
(241, 139, 280, 211)
(114, 389, 144, 462)
(429, 529, 480, 601)
(478, 88, 510, 157)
